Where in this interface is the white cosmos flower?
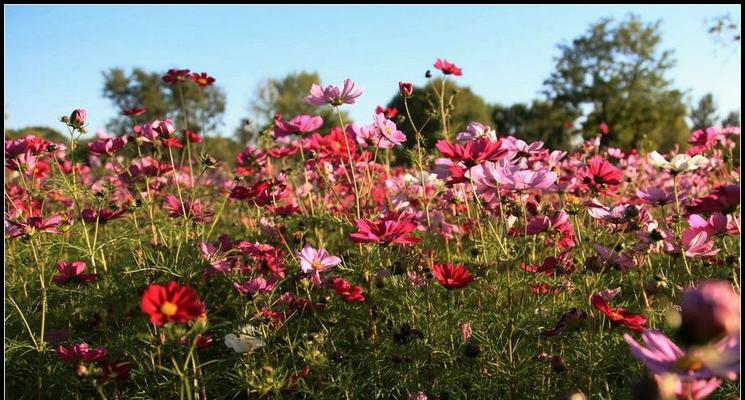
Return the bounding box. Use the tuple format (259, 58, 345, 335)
(224, 325, 266, 353)
(648, 151, 708, 173)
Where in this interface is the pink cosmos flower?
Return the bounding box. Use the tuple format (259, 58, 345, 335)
(349, 214, 421, 245)
(274, 114, 324, 138)
(455, 122, 497, 143)
(398, 82, 413, 97)
(434, 58, 462, 76)
(81, 208, 126, 225)
(297, 246, 342, 285)
(687, 213, 739, 237)
(163, 195, 213, 223)
(348, 123, 381, 148)
(624, 330, 739, 381)
(57, 343, 108, 363)
(233, 276, 279, 296)
(679, 229, 720, 258)
(88, 136, 128, 156)
(593, 244, 637, 271)
(52, 261, 98, 285)
(637, 187, 677, 206)
(679, 280, 740, 345)
(436, 138, 507, 167)
(305, 79, 363, 106)
(472, 160, 557, 198)
(461, 322, 473, 341)
(687, 185, 740, 215)
(654, 374, 721, 400)
(6, 215, 66, 238)
(199, 240, 232, 274)
(579, 156, 623, 194)
(373, 113, 406, 148)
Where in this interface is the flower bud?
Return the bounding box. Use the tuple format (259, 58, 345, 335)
(398, 82, 413, 97)
(69, 109, 87, 129)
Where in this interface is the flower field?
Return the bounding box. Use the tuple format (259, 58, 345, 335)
(4, 60, 741, 399)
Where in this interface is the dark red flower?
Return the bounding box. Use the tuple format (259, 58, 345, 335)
(162, 137, 183, 148)
(140, 281, 204, 326)
(434, 58, 463, 76)
(687, 184, 740, 215)
(432, 263, 474, 289)
(122, 107, 146, 117)
(162, 68, 191, 85)
(190, 72, 215, 88)
(591, 294, 646, 332)
(184, 130, 203, 143)
(332, 278, 365, 302)
(398, 81, 413, 97)
(81, 208, 126, 225)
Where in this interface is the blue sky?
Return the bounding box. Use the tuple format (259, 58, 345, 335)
(4, 5, 741, 138)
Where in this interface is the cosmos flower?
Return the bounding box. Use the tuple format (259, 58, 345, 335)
(592, 292, 646, 332)
(432, 263, 474, 289)
(434, 58, 462, 76)
(140, 281, 204, 326)
(297, 246, 342, 285)
(648, 152, 709, 173)
(56, 343, 107, 363)
(305, 79, 363, 106)
(332, 278, 366, 302)
(52, 261, 98, 285)
(190, 72, 215, 88)
(349, 214, 421, 245)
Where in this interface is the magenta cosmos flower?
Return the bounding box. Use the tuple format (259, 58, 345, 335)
(87, 135, 128, 156)
(57, 343, 108, 363)
(298, 245, 342, 285)
(349, 214, 421, 245)
(53, 261, 98, 285)
(434, 58, 462, 76)
(472, 160, 557, 199)
(305, 79, 363, 106)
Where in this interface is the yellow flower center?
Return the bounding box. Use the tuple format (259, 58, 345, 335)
(675, 354, 704, 372)
(198, 78, 208, 86)
(160, 301, 178, 317)
(312, 260, 323, 270)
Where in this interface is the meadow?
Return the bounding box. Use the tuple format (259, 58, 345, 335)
(3, 61, 741, 399)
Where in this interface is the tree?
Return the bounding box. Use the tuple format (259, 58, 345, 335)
(245, 71, 348, 140)
(722, 110, 740, 127)
(492, 100, 580, 150)
(386, 78, 492, 153)
(543, 15, 690, 151)
(5, 126, 67, 144)
(102, 68, 226, 135)
(690, 93, 719, 130)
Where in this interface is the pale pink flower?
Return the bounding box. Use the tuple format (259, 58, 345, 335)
(304, 79, 363, 106)
(297, 246, 342, 285)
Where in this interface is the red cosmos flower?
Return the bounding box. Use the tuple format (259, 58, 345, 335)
(436, 138, 508, 167)
(591, 293, 646, 332)
(56, 343, 108, 363)
(599, 122, 610, 135)
(162, 137, 183, 148)
(332, 278, 365, 302)
(580, 156, 623, 194)
(375, 105, 399, 119)
(122, 107, 146, 117)
(52, 261, 98, 285)
(81, 207, 126, 225)
(349, 214, 421, 245)
(190, 72, 215, 88)
(432, 263, 474, 289)
(162, 68, 191, 85)
(434, 58, 463, 76)
(184, 130, 203, 143)
(140, 281, 204, 326)
(398, 82, 413, 97)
